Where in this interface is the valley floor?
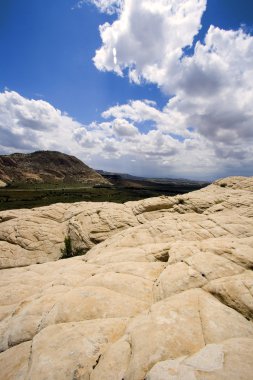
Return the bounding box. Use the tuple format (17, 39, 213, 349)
(0, 179, 207, 211)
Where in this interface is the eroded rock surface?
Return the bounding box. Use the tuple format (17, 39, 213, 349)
(0, 176, 253, 379)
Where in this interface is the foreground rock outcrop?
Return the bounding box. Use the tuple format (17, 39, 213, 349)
(0, 176, 253, 379)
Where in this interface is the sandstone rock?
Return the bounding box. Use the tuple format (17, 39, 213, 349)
(214, 176, 253, 191)
(154, 261, 207, 301)
(85, 211, 253, 265)
(204, 271, 253, 320)
(26, 318, 127, 380)
(0, 201, 139, 268)
(1, 175, 253, 269)
(0, 176, 253, 379)
(67, 202, 139, 251)
(0, 215, 66, 267)
(0, 342, 31, 380)
(146, 338, 253, 380)
(92, 289, 253, 380)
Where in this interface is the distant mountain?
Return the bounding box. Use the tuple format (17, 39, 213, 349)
(97, 170, 145, 181)
(0, 151, 110, 186)
(96, 170, 209, 186)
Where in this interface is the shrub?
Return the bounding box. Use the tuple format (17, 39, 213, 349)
(60, 236, 86, 259)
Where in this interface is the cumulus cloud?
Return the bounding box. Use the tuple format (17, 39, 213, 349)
(163, 26, 253, 153)
(89, 0, 253, 177)
(1, 90, 252, 180)
(93, 0, 207, 84)
(111, 118, 139, 136)
(102, 99, 189, 136)
(0, 91, 83, 154)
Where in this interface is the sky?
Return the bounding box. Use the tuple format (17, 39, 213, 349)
(0, 0, 253, 180)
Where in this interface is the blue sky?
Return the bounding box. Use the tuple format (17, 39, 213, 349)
(0, 0, 167, 123)
(0, 0, 253, 179)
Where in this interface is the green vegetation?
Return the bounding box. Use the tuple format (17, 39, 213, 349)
(60, 236, 86, 259)
(0, 181, 207, 211)
(0, 186, 151, 211)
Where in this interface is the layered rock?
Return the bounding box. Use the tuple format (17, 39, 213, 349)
(0, 176, 253, 379)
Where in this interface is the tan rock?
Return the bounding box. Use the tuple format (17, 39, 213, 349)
(83, 272, 154, 303)
(93, 289, 253, 380)
(90, 336, 131, 380)
(2, 286, 148, 351)
(168, 237, 253, 269)
(0, 342, 31, 380)
(214, 176, 253, 191)
(0, 215, 66, 267)
(154, 262, 207, 301)
(0, 176, 253, 379)
(146, 338, 253, 380)
(1, 175, 253, 269)
(204, 271, 253, 320)
(185, 251, 244, 280)
(27, 318, 127, 380)
(85, 211, 253, 265)
(68, 202, 138, 249)
(95, 261, 165, 281)
(0, 201, 139, 268)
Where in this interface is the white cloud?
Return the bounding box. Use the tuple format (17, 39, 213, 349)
(163, 26, 253, 151)
(93, 0, 207, 85)
(89, 0, 253, 178)
(0, 91, 84, 154)
(102, 99, 188, 136)
(1, 91, 252, 180)
(111, 118, 139, 136)
(75, 0, 123, 14)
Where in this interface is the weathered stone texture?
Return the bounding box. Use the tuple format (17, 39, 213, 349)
(0, 176, 253, 379)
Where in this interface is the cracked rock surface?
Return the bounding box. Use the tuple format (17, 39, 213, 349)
(0, 176, 253, 379)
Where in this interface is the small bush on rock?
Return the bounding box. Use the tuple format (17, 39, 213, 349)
(60, 236, 86, 259)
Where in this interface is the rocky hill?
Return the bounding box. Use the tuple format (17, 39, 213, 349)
(0, 151, 109, 186)
(0, 176, 253, 379)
